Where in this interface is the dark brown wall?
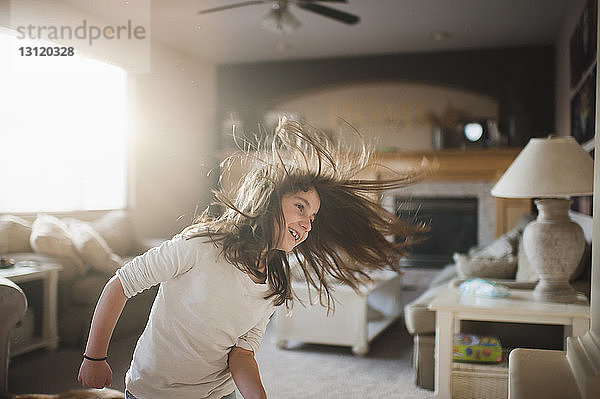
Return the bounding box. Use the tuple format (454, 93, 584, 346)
(217, 46, 555, 148)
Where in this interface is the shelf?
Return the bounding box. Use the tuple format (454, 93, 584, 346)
(374, 147, 522, 182)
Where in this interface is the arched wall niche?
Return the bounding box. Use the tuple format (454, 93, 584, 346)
(216, 47, 554, 149)
(263, 81, 499, 151)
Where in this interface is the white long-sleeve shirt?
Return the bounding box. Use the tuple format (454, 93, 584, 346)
(116, 233, 275, 399)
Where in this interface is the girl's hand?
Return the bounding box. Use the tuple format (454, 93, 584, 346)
(78, 359, 113, 388)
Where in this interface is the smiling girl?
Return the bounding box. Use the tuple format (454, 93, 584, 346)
(78, 118, 424, 399)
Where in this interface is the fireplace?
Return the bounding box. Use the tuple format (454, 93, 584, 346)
(396, 196, 478, 268)
(375, 149, 526, 268)
(383, 180, 495, 269)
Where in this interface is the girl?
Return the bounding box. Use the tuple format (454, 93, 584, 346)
(77, 119, 424, 399)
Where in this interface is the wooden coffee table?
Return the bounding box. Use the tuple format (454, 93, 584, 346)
(428, 285, 590, 399)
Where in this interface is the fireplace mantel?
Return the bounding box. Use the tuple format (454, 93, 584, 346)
(374, 147, 523, 182)
(374, 148, 531, 238)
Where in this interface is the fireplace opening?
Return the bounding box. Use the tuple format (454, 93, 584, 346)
(396, 196, 478, 268)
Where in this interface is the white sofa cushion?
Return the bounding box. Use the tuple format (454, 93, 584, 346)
(515, 239, 538, 282)
(65, 218, 123, 275)
(91, 210, 137, 256)
(30, 214, 86, 279)
(0, 215, 32, 253)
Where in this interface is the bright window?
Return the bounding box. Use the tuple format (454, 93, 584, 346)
(0, 31, 128, 213)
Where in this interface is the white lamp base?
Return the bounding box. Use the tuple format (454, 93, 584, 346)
(523, 198, 584, 304)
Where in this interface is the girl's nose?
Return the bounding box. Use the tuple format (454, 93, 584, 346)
(300, 218, 312, 232)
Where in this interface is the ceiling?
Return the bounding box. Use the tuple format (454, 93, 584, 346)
(20, 0, 570, 65)
(150, 0, 569, 65)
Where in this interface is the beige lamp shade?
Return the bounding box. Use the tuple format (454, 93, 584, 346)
(491, 136, 594, 198)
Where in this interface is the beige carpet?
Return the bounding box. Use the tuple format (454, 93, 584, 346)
(9, 269, 438, 398)
(8, 319, 433, 399)
(256, 320, 434, 399)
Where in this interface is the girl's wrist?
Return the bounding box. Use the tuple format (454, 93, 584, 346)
(83, 353, 108, 362)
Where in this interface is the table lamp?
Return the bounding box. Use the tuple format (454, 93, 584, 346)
(491, 136, 594, 303)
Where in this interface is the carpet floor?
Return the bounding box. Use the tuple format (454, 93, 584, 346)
(8, 319, 433, 399)
(8, 269, 438, 398)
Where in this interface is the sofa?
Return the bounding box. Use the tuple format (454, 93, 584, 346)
(404, 211, 593, 390)
(0, 210, 162, 349)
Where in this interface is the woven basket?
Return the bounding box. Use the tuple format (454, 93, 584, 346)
(451, 359, 508, 399)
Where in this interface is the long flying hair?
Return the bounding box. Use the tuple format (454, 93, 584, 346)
(185, 118, 427, 309)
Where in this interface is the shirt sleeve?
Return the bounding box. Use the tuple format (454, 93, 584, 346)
(116, 234, 200, 298)
(236, 310, 274, 353)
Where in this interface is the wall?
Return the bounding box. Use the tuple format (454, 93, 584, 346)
(217, 47, 555, 149)
(268, 82, 498, 151)
(2, 0, 151, 73)
(130, 42, 217, 238)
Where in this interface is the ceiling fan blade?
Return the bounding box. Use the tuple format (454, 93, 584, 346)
(296, 2, 360, 24)
(198, 1, 267, 14)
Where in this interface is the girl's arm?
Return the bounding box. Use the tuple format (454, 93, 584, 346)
(228, 346, 267, 399)
(77, 275, 128, 388)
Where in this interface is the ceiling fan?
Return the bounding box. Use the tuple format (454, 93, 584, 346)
(198, 0, 360, 33)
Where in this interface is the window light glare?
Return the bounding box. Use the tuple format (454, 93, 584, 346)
(0, 32, 127, 212)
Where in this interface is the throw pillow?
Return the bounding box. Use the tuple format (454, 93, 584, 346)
(515, 239, 539, 282)
(30, 214, 86, 278)
(467, 213, 535, 259)
(0, 215, 33, 253)
(92, 210, 137, 256)
(454, 252, 517, 280)
(66, 218, 123, 276)
(468, 234, 514, 259)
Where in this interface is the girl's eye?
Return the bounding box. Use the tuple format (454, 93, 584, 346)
(296, 204, 304, 212)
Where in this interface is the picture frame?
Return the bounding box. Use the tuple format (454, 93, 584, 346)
(572, 140, 595, 217)
(573, 143, 594, 216)
(570, 0, 597, 88)
(571, 66, 596, 145)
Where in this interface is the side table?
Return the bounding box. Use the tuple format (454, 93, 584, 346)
(429, 285, 590, 399)
(0, 260, 62, 356)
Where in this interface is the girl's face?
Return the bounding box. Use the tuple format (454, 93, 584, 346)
(275, 188, 321, 252)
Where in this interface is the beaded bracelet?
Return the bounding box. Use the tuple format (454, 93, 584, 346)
(83, 354, 108, 361)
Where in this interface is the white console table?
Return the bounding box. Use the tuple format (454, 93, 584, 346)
(274, 270, 402, 356)
(0, 260, 62, 356)
(429, 286, 590, 399)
